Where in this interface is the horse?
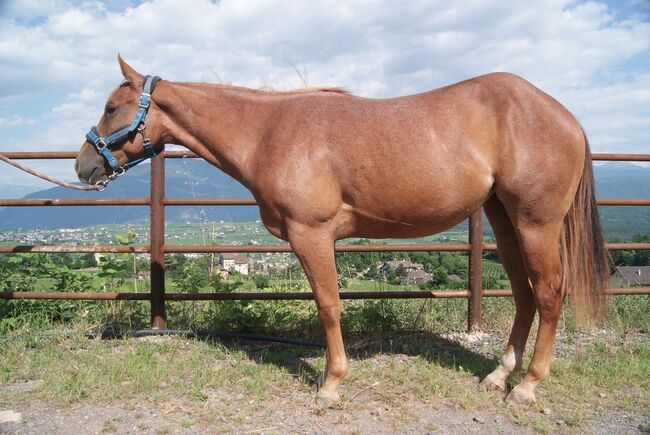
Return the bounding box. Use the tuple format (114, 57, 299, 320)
(76, 55, 609, 406)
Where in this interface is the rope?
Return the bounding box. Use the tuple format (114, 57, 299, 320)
(0, 153, 100, 191)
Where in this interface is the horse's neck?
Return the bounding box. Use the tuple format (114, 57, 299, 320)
(157, 82, 271, 185)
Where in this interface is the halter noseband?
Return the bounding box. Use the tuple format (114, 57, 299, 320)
(85, 75, 161, 190)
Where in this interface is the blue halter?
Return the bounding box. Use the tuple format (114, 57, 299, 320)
(85, 75, 161, 189)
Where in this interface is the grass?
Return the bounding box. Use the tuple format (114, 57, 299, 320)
(0, 326, 647, 432)
(0, 290, 648, 432)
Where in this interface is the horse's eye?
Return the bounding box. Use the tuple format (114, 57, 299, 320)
(105, 105, 117, 115)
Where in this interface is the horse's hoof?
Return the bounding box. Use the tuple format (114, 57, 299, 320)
(479, 375, 506, 392)
(506, 385, 536, 405)
(315, 389, 340, 408)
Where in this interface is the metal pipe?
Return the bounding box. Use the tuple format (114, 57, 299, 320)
(0, 245, 150, 253)
(165, 197, 650, 207)
(468, 207, 484, 331)
(0, 291, 150, 300)
(597, 198, 650, 206)
(165, 198, 257, 206)
(484, 243, 650, 252)
(0, 151, 78, 159)
(164, 243, 472, 254)
(605, 243, 650, 250)
(0, 198, 150, 206)
(2, 287, 647, 301)
(150, 155, 167, 329)
(163, 150, 198, 158)
(592, 153, 650, 161)
(164, 290, 471, 300)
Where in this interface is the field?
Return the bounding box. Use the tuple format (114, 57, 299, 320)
(1, 295, 649, 434)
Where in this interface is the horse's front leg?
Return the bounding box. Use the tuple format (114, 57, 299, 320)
(286, 220, 348, 405)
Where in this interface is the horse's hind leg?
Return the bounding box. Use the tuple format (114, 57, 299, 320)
(506, 219, 565, 405)
(285, 220, 348, 405)
(480, 196, 536, 392)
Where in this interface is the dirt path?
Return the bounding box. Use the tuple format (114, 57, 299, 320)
(3, 395, 648, 434)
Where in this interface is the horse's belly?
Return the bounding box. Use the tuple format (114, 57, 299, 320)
(340, 185, 491, 239)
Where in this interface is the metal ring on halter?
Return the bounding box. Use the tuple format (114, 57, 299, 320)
(94, 180, 108, 191)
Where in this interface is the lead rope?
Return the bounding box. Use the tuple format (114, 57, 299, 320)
(0, 153, 101, 191)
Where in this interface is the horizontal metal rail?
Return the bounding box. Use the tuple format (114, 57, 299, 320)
(0, 151, 79, 159)
(1, 288, 646, 301)
(1, 242, 649, 254)
(165, 198, 257, 206)
(2, 151, 649, 161)
(592, 153, 650, 161)
(165, 243, 472, 253)
(2, 197, 649, 207)
(0, 245, 150, 253)
(0, 198, 150, 206)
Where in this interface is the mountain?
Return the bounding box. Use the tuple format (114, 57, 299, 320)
(0, 160, 648, 239)
(0, 184, 43, 199)
(0, 159, 258, 230)
(593, 163, 650, 240)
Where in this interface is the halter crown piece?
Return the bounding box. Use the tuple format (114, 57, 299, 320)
(85, 75, 161, 190)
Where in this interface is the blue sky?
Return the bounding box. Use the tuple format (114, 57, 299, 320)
(0, 0, 648, 190)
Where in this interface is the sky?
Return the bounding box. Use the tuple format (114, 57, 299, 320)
(0, 0, 649, 191)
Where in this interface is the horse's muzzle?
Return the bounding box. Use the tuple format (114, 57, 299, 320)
(75, 142, 109, 185)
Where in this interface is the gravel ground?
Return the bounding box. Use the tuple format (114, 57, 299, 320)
(2, 397, 648, 434)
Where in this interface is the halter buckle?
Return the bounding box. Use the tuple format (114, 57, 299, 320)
(138, 93, 151, 108)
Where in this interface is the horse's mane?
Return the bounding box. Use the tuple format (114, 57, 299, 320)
(193, 82, 352, 96)
(289, 87, 351, 95)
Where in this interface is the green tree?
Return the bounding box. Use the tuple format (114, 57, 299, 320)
(175, 262, 209, 293)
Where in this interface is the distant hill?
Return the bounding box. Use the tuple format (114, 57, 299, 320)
(0, 160, 648, 239)
(593, 163, 650, 240)
(0, 159, 258, 230)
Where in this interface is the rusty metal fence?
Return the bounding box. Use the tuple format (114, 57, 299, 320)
(1, 150, 649, 331)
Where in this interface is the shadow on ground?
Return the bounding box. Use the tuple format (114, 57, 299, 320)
(189, 330, 500, 389)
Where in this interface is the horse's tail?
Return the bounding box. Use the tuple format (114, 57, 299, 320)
(560, 129, 609, 327)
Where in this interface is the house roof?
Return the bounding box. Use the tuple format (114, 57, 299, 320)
(220, 253, 248, 264)
(613, 266, 650, 286)
(406, 269, 432, 280)
(383, 260, 424, 270)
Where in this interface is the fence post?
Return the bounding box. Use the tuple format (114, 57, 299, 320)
(468, 207, 483, 331)
(150, 154, 167, 329)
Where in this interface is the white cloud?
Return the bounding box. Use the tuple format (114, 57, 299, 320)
(0, 0, 648, 188)
(0, 116, 35, 128)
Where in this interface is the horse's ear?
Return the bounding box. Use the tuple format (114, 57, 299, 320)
(117, 54, 143, 86)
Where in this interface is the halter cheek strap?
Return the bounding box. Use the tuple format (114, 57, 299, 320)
(85, 75, 161, 187)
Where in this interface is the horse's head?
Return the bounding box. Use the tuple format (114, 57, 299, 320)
(75, 55, 166, 189)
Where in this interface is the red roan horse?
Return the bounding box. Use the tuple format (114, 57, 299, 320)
(76, 56, 608, 406)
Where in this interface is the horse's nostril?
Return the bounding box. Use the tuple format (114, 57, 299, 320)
(74, 160, 79, 173)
